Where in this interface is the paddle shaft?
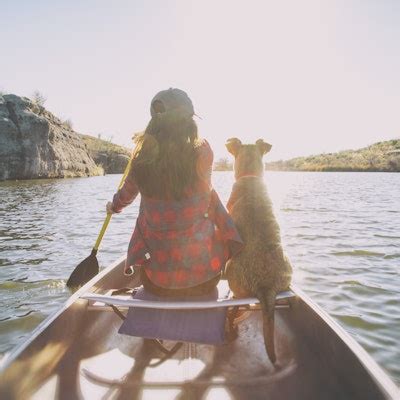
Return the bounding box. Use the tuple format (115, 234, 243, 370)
(93, 158, 132, 252)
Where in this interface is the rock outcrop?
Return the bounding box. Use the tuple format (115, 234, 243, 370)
(92, 152, 130, 174)
(79, 134, 131, 174)
(0, 94, 102, 180)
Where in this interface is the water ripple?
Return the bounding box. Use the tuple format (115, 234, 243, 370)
(331, 250, 387, 257)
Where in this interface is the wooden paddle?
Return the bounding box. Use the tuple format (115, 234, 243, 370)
(66, 158, 132, 289)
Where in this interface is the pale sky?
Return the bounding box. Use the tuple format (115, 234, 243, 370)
(1, 0, 399, 161)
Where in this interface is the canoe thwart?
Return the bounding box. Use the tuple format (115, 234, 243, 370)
(80, 290, 296, 310)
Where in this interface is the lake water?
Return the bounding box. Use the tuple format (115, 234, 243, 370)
(0, 172, 399, 385)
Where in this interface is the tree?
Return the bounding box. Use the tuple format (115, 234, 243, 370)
(32, 90, 47, 106)
(214, 157, 233, 171)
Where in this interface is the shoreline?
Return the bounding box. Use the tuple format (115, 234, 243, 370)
(1, 169, 399, 184)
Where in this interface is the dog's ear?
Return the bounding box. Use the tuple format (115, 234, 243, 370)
(256, 139, 272, 155)
(226, 138, 242, 157)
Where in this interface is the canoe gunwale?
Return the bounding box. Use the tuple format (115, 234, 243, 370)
(290, 285, 400, 400)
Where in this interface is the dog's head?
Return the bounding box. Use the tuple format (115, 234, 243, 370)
(226, 138, 272, 179)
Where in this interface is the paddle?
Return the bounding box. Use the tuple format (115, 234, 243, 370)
(66, 157, 132, 289)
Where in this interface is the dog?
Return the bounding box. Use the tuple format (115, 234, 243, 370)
(225, 138, 292, 364)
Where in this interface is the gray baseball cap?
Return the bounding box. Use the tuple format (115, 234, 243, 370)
(150, 88, 194, 118)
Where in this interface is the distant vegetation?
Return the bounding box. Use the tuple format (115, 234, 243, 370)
(31, 90, 47, 106)
(265, 139, 400, 172)
(214, 157, 233, 171)
(80, 137, 400, 173)
(63, 119, 73, 130)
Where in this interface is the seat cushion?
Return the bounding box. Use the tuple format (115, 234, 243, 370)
(118, 286, 228, 344)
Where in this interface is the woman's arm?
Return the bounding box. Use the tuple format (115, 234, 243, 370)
(196, 139, 213, 186)
(110, 169, 140, 213)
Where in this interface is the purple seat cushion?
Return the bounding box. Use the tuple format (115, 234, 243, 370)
(118, 287, 228, 344)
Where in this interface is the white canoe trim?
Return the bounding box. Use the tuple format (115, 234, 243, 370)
(80, 290, 295, 310)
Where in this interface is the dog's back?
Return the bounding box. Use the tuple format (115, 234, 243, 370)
(225, 138, 292, 364)
(228, 177, 291, 293)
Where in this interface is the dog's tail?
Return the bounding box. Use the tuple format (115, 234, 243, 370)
(256, 288, 277, 364)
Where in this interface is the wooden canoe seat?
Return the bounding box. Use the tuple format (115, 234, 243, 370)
(80, 288, 296, 311)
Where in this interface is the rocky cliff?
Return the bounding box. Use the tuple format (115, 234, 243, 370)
(0, 94, 102, 181)
(79, 134, 131, 174)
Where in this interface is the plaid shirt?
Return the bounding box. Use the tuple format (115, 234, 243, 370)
(112, 140, 243, 289)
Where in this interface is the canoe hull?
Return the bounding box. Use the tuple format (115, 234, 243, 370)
(1, 257, 399, 400)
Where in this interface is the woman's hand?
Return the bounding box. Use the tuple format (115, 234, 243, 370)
(106, 201, 115, 214)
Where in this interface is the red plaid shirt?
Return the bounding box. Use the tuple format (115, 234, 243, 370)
(112, 140, 243, 289)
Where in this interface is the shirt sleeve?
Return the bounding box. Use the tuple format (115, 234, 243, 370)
(111, 168, 140, 213)
(196, 139, 213, 185)
(209, 189, 244, 257)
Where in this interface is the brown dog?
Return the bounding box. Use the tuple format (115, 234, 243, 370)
(225, 138, 292, 364)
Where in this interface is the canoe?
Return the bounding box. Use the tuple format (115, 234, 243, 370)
(0, 256, 399, 400)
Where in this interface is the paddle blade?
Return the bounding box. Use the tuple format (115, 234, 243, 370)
(66, 250, 99, 289)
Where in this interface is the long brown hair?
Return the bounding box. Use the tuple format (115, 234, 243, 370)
(130, 109, 200, 200)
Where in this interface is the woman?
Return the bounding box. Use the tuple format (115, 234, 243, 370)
(107, 88, 242, 297)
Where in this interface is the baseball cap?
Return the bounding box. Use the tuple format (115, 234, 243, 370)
(150, 88, 194, 118)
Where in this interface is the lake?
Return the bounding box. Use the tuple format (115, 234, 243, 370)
(0, 172, 399, 384)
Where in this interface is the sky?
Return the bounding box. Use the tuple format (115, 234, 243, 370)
(1, 0, 399, 161)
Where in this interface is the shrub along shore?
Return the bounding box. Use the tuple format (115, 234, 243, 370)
(265, 140, 400, 172)
(214, 139, 400, 172)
